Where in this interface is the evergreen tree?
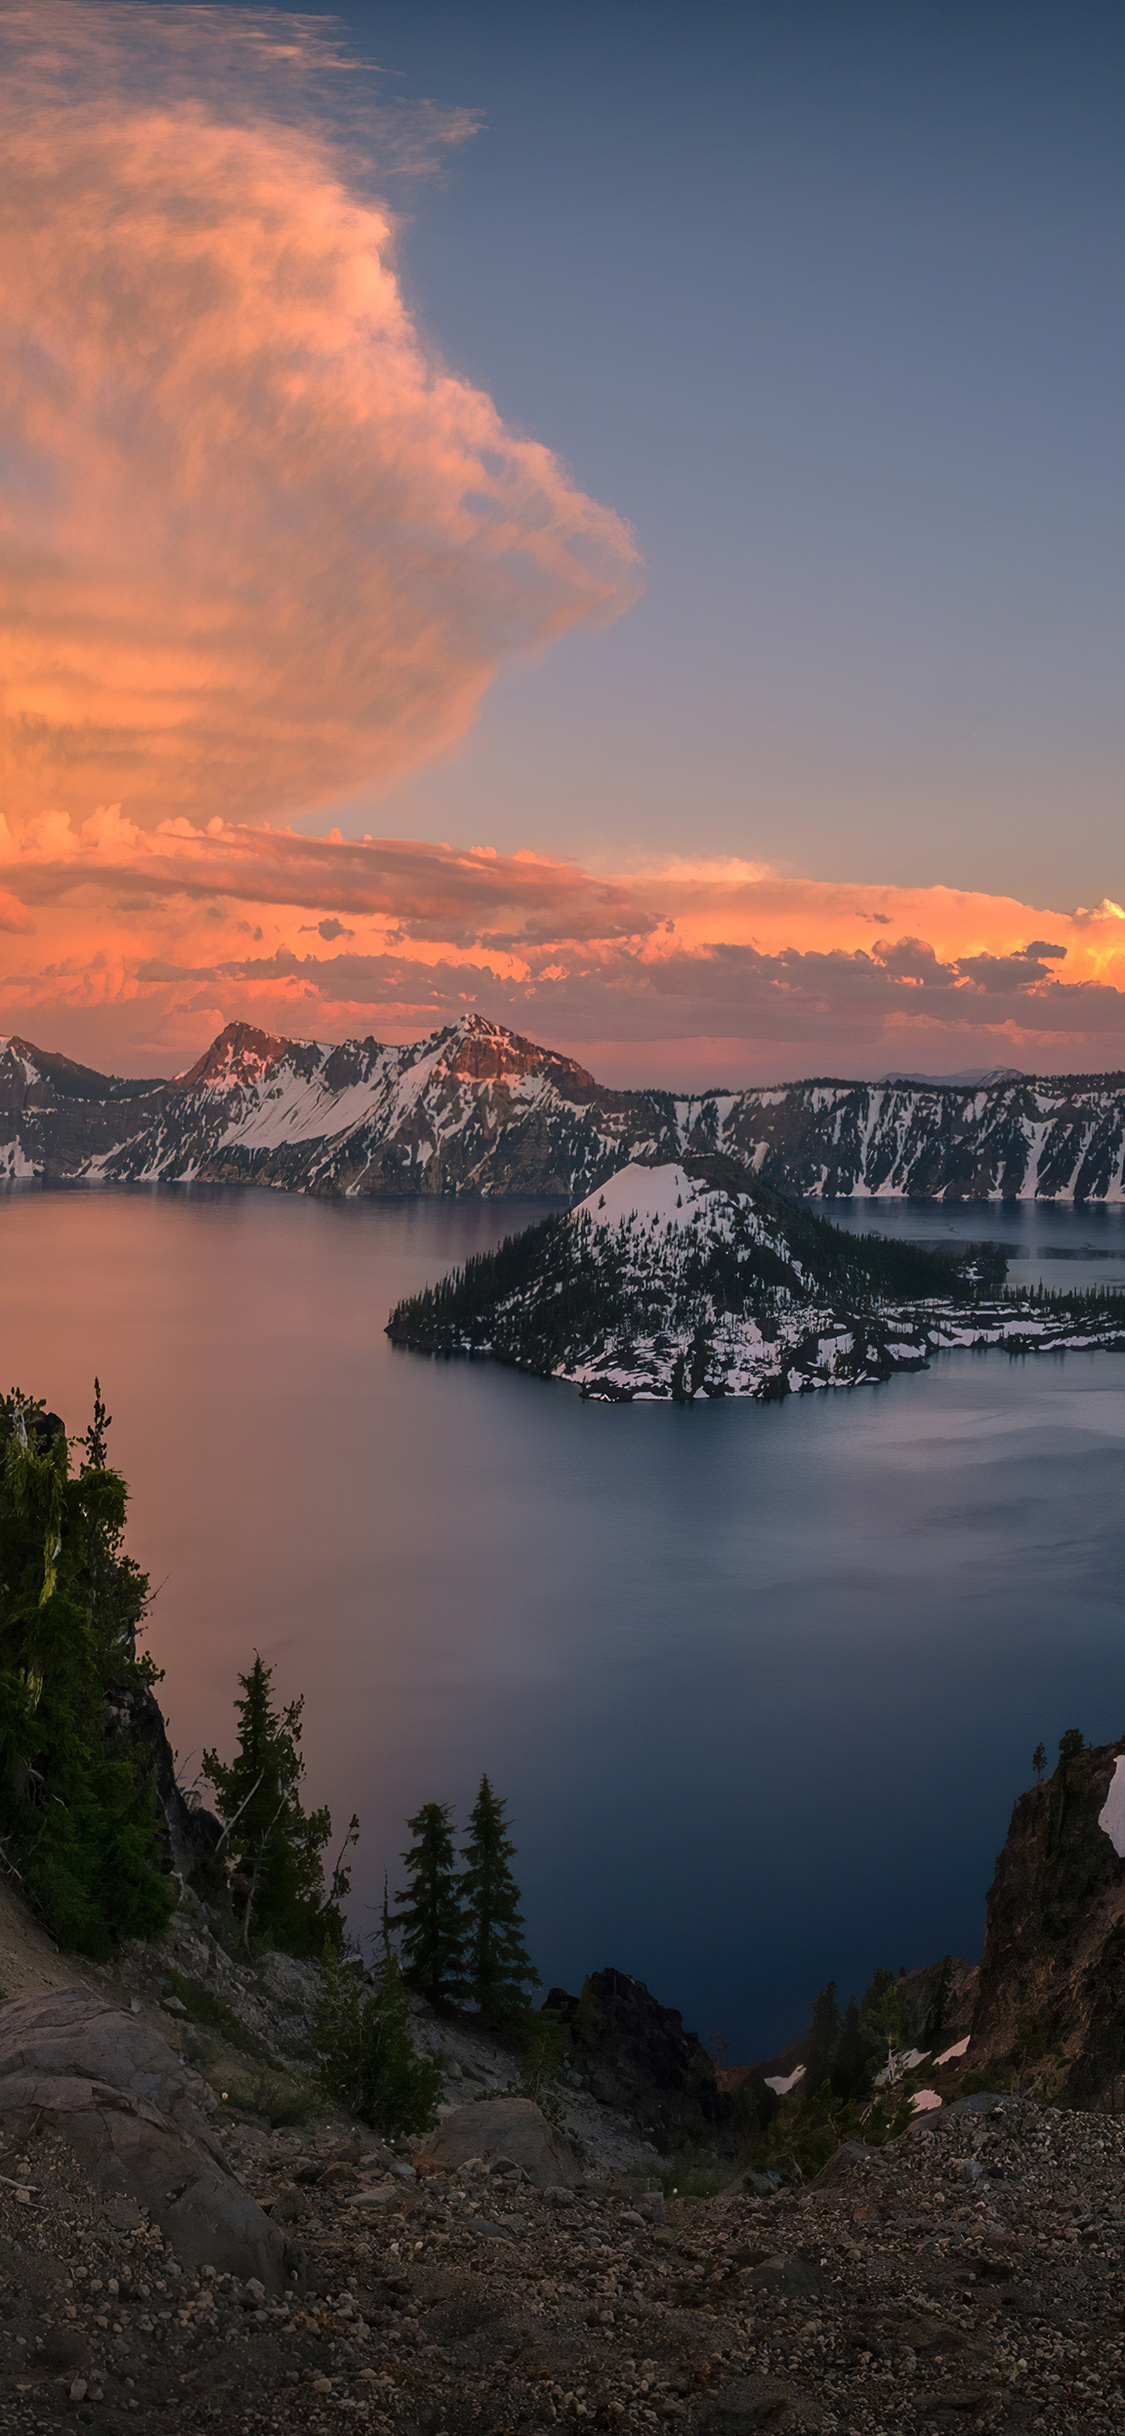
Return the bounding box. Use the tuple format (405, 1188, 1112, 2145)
(922, 1954, 953, 2045)
(1032, 1741, 1047, 1790)
(0, 1388, 172, 1956)
(803, 1980, 840, 2091)
(395, 1801, 464, 2005)
(830, 1996, 869, 2100)
(570, 1975, 604, 2050)
(861, 1968, 904, 2077)
(203, 1655, 345, 1956)
(460, 1775, 541, 2027)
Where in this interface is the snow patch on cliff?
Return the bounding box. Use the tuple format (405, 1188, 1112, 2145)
(1097, 1755, 1125, 1858)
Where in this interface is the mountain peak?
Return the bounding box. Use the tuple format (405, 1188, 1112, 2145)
(436, 1013, 597, 1091)
(176, 1022, 307, 1090)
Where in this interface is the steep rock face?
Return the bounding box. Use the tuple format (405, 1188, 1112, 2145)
(0, 1035, 165, 1179)
(708, 1072, 1125, 1201)
(9, 1015, 1125, 1199)
(971, 1737, 1125, 2100)
(109, 1684, 223, 1890)
(544, 1967, 739, 2149)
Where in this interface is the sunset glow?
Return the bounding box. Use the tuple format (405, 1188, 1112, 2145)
(4, 811, 1125, 1082)
(1, 2, 1122, 1084)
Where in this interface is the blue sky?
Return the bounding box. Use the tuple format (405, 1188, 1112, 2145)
(322, 0, 1125, 906)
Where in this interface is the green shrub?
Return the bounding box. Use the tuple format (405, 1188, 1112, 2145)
(314, 1946, 442, 2138)
(235, 2068, 318, 2128)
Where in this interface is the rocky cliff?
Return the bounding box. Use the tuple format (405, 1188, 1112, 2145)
(9, 1015, 1125, 1199)
(971, 1734, 1125, 2102)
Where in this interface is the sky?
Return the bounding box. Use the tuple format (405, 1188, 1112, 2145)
(1, 0, 1124, 1083)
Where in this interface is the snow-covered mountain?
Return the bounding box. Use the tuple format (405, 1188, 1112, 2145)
(100, 1018, 677, 1195)
(5, 1014, 1125, 1200)
(387, 1154, 1125, 1399)
(0, 1035, 165, 1183)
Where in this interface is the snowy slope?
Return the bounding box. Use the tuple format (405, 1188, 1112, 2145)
(7, 1015, 1125, 1201)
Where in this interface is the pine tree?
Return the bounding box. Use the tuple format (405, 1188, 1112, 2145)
(804, 1981, 840, 2092)
(460, 1776, 541, 2027)
(1032, 1741, 1047, 1790)
(395, 1801, 464, 2005)
(0, 1387, 172, 1956)
(203, 1655, 344, 1956)
(830, 1996, 868, 2100)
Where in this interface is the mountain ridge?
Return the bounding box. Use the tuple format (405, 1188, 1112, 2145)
(7, 1013, 1125, 1199)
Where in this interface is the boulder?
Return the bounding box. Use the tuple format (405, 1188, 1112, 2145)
(0, 1987, 289, 2287)
(415, 2095, 580, 2188)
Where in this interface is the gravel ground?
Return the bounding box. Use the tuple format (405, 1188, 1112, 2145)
(2, 2092, 1123, 2434)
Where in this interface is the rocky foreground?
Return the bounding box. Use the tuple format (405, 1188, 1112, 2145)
(2, 2063, 1124, 2436)
(6, 1730, 1125, 2436)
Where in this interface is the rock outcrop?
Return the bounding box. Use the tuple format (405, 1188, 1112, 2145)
(109, 1683, 223, 1890)
(0, 1988, 289, 2285)
(544, 1968, 739, 2150)
(971, 1733, 1125, 2101)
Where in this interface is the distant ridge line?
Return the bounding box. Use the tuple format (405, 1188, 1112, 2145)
(4, 1013, 1125, 1201)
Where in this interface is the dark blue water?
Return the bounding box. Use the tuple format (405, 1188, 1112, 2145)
(3, 1185, 1125, 2060)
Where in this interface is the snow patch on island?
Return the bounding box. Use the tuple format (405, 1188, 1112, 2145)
(574, 1162, 722, 1232)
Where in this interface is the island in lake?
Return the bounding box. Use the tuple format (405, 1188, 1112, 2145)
(387, 1156, 1125, 1401)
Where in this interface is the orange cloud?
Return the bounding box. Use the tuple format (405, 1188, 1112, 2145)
(3, 814, 1125, 1083)
(0, 3, 639, 833)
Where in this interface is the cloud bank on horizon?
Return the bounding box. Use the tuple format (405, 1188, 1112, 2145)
(0, 3, 1122, 1086)
(5, 811, 1125, 1083)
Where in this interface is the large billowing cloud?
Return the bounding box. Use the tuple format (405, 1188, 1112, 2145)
(3, 812, 1125, 1081)
(0, 3, 639, 831)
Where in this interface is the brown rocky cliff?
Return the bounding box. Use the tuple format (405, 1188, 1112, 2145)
(972, 1733, 1125, 2097)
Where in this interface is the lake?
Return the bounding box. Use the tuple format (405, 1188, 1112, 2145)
(4, 1183, 1125, 2061)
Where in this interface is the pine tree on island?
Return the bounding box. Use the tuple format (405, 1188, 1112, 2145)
(395, 1800, 465, 2005)
(460, 1774, 541, 2027)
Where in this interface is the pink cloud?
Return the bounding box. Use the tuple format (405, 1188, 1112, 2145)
(0, 4, 639, 833)
(3, 815, 1125, 1082)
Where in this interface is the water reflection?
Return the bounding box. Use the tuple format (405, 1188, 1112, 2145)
(2, 1183, 1124, 2058)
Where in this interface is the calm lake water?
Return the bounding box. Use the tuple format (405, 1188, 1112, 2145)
(4, 1184, 1125, 2060)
